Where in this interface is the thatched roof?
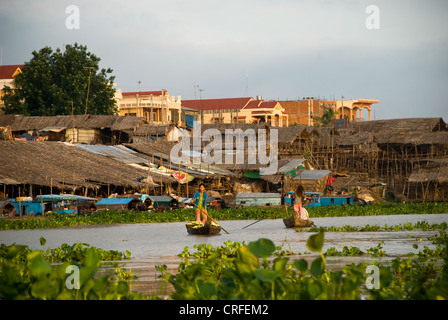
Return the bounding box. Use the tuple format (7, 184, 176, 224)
(77, 115, 146, 130)
(0, 140, 165, 189)
(333, 131, 376, 147)
(277, 125, 309, 144)
(110, 116, 146, 132)
(0, 115, 89, 131)
(302, 118, 448, 148)
(0, 114, 146, 132)
(133, 124, 174, 136)
(310, 126, 340, 146)
(374, 131, 448, 145)
(348, 118, 447, 135)
(408, 167, 448, 183)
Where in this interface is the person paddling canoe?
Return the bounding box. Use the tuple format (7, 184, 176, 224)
(191, 183, 208, 224)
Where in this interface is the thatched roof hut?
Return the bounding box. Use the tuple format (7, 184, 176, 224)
(132, 124, 174, 143)
(348, 117, 447, 134)
(0, 114, 147, 144)
(0, 141, 156, 192)
(0, 115, 89, 132)
(277, 125, 309, 144)
(408, 167, 448, 183)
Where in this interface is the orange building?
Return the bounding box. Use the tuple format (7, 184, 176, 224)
(279, 98, 379, 126)
(182, 97, 288, 127)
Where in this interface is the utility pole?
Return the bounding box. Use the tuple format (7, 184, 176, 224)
(84, 67, 94, 115)
(150, 94, 154, 124)
(199, 88, 204, 123)
(297, 97, 300, 125)
(161, 89, 166, 124)
(194, 85, 199, 99)
(303, 96, 315, 126)
(136, 93, 140, 117)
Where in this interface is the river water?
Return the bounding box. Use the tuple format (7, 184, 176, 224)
(1, 213, 447, 296)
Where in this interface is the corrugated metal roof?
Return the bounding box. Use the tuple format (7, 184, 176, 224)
(76, 144, 149, 164)
(292, 170, 331, 180)
(37, 194, 97, 201)
(235, 193, 281, 198)
(277, 158, 307, 174)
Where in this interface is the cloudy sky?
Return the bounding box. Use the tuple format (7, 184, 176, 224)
(1, 0, 447, 120)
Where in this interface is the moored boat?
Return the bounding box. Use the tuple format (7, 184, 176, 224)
(186, 220, 221, 235)
(283, 216, 315, 228)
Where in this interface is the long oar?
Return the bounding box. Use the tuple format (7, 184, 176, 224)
(192, 202, 229, 234)
(242, 206, 290, 229)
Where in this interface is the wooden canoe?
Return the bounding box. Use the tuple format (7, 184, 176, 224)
(186, 221, 221, 235)
(283, 217, 315, 228)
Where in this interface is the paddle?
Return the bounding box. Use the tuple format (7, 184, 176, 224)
(191, 202, 230, 234)
(242, 206, 291, 229)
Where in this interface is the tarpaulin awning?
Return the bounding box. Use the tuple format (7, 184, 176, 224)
(39, 127, 67, 133)
(243, 171, 261, 178)
(95, 198, 134, 205)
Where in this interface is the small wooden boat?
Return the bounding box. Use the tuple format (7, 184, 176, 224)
(186, 220, 222, 235)
(283, 217, 315, 228)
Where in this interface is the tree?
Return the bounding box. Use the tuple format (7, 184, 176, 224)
(313, 107, 338, 127)
(1, 43, 117, 116)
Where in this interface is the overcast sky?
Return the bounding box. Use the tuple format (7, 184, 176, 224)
(1, 0, 447, 120)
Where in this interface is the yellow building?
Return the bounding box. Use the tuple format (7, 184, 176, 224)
(115, 89, 182, 125)
(335, 99, 379, 121)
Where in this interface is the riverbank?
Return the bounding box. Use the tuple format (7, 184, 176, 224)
(1, 202, 448, 230)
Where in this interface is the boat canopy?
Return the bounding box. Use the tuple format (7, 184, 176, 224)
(37, 194, 97, 202)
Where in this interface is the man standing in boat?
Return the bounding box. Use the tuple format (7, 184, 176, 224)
(191, 183, 208, 224)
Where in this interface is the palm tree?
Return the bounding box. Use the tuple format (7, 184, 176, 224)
(314, 107, 338, 127)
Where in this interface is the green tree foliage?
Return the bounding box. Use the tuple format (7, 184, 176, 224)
(313, 107, 338, 127)
(1, 43, 117, 116)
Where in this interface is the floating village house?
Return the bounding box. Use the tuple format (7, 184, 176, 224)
(235, 192, 282, 207)
(1, 69, 447, 203)
(0, 114, 146, 144)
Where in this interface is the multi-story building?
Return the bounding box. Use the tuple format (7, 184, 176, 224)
(181, 96, 289, 127)
(115, 89, 182, 125)
(279, 98, 379, 126)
